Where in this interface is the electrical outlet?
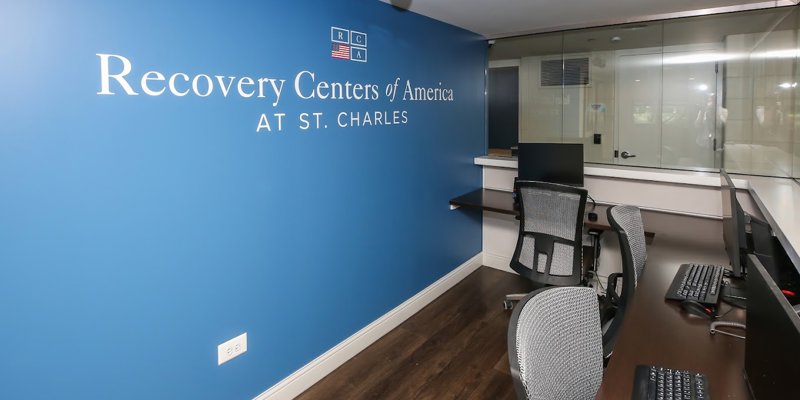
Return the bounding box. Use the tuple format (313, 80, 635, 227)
(217, 332, 247, 365)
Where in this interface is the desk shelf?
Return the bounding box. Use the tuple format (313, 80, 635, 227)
(449, 188, 516, 215)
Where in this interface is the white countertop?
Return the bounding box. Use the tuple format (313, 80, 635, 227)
(474, 155, 800, 268)
(475, 156, 735, 187)
(744, 176, 800, 268)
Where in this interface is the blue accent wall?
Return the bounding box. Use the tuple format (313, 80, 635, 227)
(0, 1, 485, 399)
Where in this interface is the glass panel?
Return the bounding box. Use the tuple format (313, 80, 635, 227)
(486, 6, 800, 178)
(513, 32, 565, 143)
(750, 29, 795, 177)
(660, 16, 723, 169)
(721, 17, 758, 175)
(561, 23, 664, 165)
(795, 9, 800, 179)
(720, 8, 797, 177)
(616, 52, 663, 167)
(662, 56, 718, 169)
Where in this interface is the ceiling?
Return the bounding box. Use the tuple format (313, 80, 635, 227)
(381, 0, 798, 39)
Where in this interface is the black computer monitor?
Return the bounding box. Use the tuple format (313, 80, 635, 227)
(517, 143, 584, 186)
(720, 169, 747, 278)
(744, 254, 800, 399)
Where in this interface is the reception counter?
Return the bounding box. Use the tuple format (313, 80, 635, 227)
(469, 156, 800, 274)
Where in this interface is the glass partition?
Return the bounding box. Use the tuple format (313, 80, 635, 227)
(488, 6, 800, 178)
(512, 32, 564, 143)
(795, 10, 800, 179)
(734, 10, 798, 177)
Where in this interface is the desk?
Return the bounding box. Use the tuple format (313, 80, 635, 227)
(597, 261, 749, 399)
(745, 176, 800, 270)
(449, 188, 517, 216)
(449, 188, 655, 241)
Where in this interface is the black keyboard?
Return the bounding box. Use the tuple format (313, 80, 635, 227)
(665, 263, 724, 306)
(632, 365, 710, 400)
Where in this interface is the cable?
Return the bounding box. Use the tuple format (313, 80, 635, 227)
(710, 321, 746, 340)
(586, 248, 607, 295)
(717, 306, 736, 319)
(587, 194, 597, 211)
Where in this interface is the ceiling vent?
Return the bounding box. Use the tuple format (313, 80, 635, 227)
(541, 57, 590, 87)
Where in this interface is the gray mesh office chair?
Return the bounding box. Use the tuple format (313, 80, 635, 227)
(603, 204, 647, 357)
(505, 181, 588, 308)
(511, 181, 588, 284)
(508, 286, 603, 400)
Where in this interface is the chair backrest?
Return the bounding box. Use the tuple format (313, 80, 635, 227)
(508, 286, 603, 400)
(510, 180, 588, 286)
(607, 205, 647, 290)
(603, 205, 646, 356)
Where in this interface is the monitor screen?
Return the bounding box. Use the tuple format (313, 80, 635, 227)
(744, 254, 800, 399)
(517, 143, 584, 186)
(720, 169, 746, 277)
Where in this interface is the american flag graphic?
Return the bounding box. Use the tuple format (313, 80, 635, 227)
(331, 43, 350, 60)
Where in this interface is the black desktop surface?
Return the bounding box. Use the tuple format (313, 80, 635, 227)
(744, 254, 800, 399)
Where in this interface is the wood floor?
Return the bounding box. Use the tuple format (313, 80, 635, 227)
(296, 266, 535, 400)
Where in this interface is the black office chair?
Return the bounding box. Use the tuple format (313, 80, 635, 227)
(504, 181, 588, 309)
(508, 286, 603, 400)
(604, 204, 647, 358)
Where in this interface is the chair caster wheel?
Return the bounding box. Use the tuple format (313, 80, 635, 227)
(503, 300, 515, 310)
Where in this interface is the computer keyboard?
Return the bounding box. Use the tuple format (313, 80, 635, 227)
(632, 365, 710, 400)
(665, 263, 724, 306)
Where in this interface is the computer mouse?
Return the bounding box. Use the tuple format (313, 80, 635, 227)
(680, 300, 714, 319)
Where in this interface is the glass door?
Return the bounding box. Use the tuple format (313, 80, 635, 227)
(615, 49, 719, 169)
(616, 52, 663, 167)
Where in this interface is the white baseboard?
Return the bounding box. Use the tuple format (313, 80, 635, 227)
(482, 251, 513, 273)
(253, 252, 484, 400)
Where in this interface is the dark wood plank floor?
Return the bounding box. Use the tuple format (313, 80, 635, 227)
(296, 266, 535, 400)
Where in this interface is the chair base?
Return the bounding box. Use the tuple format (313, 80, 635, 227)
(504, 293, 528, 310)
